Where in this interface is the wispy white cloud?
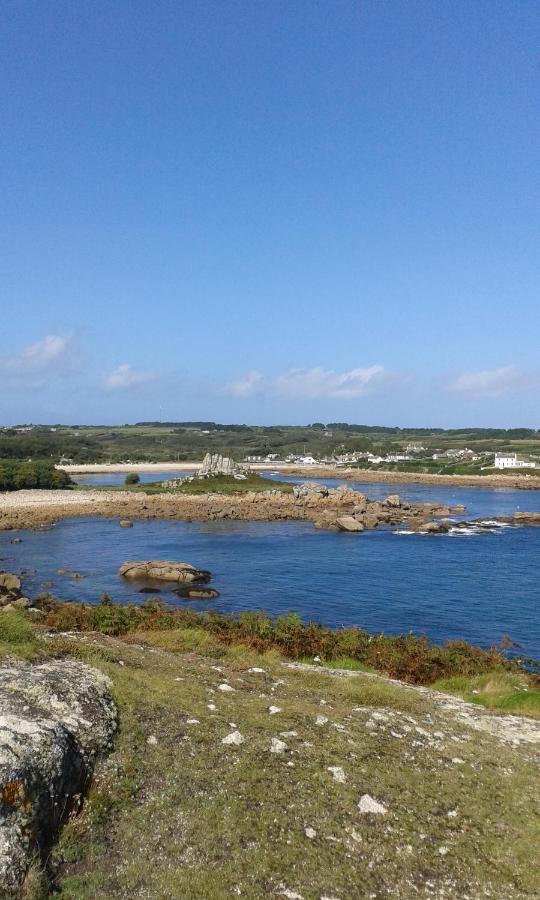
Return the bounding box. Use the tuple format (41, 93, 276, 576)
(447, 365, 537, 398)
(101, 363, 158, 392)
(0, 334, 79, 390)
(225, 371, 265, 398)
(223, 365, 394, 400)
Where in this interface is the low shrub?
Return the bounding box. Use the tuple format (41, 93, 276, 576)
(38, 597, 529, 686)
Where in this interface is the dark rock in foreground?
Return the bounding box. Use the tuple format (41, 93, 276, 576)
(172, 586, 220, 599)
(0, 660, 117, 893)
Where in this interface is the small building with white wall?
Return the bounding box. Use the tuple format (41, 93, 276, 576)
(494, 453, 536, 469)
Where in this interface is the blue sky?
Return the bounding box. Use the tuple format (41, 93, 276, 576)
(1, 0, 538, 426)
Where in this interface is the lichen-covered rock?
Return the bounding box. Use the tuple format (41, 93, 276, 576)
(0, 660, 117, 893)
(119, 560, 211, 583)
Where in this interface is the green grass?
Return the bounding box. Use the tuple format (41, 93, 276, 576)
(41, 633, 540, 899)
(432, 672, 540, 718)
(0, 610, 41, 660)
(168, 473, 295, 494)
(74, 473, 295, 494)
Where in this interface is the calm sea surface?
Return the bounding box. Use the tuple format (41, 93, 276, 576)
(74, 470, 195, 486)
(2, 475, 539, 660)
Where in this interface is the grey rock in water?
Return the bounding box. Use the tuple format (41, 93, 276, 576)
(172, 586, 220, 599)
(0, 660, 117, 892)
(119, 560, 211, 583)
(418, 521, 449, 534)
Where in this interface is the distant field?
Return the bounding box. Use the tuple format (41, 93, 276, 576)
(1, 422, 539, 466)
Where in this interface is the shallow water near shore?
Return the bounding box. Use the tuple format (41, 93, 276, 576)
(1, 508, 539, 661)
(74, 469, 195, 487)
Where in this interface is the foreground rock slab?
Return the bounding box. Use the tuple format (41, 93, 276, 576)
(0, 660, 117, 893)
(119, 560, 211, 583)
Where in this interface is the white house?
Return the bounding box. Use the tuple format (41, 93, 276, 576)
(494, 453, 536, 470)
(494, 453, 517, 469)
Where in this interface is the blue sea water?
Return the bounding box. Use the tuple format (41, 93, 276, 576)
(1, 481, 539, 659)
(74, 470, 194, 487)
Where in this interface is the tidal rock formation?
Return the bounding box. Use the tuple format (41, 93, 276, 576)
(119, 560, 211, 583)
(417, 521, 450, 534)
(0, 660, 117, 893)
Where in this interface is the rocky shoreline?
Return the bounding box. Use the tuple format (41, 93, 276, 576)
(1, 483, 539, 534)
(0, 484, 461, 532)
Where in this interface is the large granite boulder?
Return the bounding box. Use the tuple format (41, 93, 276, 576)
(336, 516, 365, 533)
(119, 560, 211, 583)
(0, 660, 117, 893)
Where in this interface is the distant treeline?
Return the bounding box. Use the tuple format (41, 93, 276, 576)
(137, 421, 252, 432)
(135, 422, 538, 439)
(0, 461, 73, 491)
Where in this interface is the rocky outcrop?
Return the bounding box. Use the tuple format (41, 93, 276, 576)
(0, 660, 117, 893)
(119, 560, 211, 583)
(200, 454, 247, 478)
